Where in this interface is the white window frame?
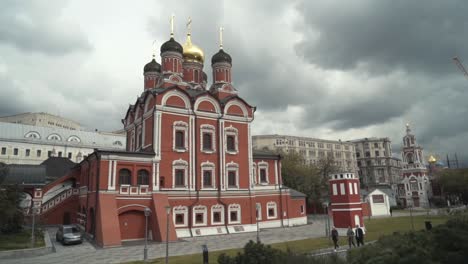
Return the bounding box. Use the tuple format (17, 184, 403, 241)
(267, 201, 277, 219)
(340, 183, 346, 195)
(25, 131, 41, 139)
(225, 126, 239, 154)
(173, 206, 188, 227)
(349, 182, 354, 195)
(172, 159, 188, 189)
(47, 133, 62, 141)
(332, 183, 338, 195)
(192, 205, 207, 227)
(211, 204, 225, 225)
(67, 135, 81, 143)
(200, 124, 216, 154)
(173, 121, 188, 152)
(257, 161, 269, 184)
(226, 162, 239, 189)
(201, 161, 216, 189)
(354, 182, 358, 194)
(228, 204, 241, 224)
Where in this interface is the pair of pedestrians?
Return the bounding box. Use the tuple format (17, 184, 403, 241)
(331, 225, 365, 250)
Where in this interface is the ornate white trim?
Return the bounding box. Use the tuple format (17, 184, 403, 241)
(228, 204, 241, 224)
(161, 90, 190, 109)
(211, 204, 225, 225)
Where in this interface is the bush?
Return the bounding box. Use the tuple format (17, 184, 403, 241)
(347, 214, 468, 264)
(218, 240, 346, 264)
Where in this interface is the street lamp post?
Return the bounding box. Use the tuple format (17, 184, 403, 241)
(31, 206, 36, 248)
(322, 203, 329, 238)
(165, 205, 171, 264)
(144, 207, 151, 262)
(409, 205, 414, 231)
(256, 204, 260, 243)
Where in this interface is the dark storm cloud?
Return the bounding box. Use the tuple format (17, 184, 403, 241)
(0, 0, 92, 55)
(0, 75, 28, 115)
(295, 0, 468, 75)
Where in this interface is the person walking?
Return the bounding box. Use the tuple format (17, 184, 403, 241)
(331, 226, 339, 251)
(347, 226, 356, 248)
(355, 225, 365, 247)
(390, 207, 393, 217)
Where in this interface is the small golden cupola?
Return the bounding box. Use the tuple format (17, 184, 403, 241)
(182, 17, 204, 64)
(428, 155, 437, 163)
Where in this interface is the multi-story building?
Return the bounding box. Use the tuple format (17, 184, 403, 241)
(0, 121, 126, 165)
(27, 23, 306, 247)
(0, 112, 83, 131)
(397, 124, 431, 208)
(252, 135, 358, 173)
(351, 137, 402, 187)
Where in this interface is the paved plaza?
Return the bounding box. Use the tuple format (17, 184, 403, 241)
(2, 217, 328, 264)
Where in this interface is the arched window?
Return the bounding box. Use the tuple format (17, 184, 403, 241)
(137, 169, 149, 185)
(119, 169, 131, 185)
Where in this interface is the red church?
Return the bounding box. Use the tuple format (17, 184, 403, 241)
(31, 20, 307, 247)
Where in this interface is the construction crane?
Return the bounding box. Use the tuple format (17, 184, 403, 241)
(453, 56, 468, 79)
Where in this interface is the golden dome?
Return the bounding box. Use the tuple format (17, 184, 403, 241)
(182, 34, 204, 63)
(428, 155, 437, 163)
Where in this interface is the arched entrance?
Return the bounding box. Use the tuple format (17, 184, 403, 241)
(119, 210, 146, 241)
(88, 208, 95, 235)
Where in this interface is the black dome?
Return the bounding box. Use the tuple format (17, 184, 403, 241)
(144, 58, 161, 73)
(211, 49, 232, 65)
(160, 37, 183, 54)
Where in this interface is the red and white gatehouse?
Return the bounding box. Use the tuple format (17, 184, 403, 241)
(28, 23, 307, 247)
(329, 173, 364, 230)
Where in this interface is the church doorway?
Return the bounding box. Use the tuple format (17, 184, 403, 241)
(63, 212, 71, 225)
(119, 210, 146, 241)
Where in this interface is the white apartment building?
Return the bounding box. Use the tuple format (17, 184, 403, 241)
(252, 135, 358, 173)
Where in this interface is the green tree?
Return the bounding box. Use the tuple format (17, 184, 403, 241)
(437, 169, 468, 204)
(280, 151, 339, 210)
(0, 182, 25, 234)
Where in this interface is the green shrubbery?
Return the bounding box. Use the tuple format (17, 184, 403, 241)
(347, 214, 468, 264)
(218, 214, 468, 264)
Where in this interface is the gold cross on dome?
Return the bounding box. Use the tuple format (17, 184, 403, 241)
(186, 17, 192, 35)
(219, 27, 224, 49)
(170, 14, 175, 37)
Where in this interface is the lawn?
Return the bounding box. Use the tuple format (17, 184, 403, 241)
(0, 230, 45, 251)
(127, 214, 450, 264)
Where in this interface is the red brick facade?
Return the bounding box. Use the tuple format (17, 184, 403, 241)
(32, 31, 307, 247)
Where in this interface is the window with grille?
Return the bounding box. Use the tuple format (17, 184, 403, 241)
(119, 169, 131, 185)
(228, 171, 237, 187)
(137, 169, 149, 185)
(175, 131, 185, 149)
(203, 170, 212, 187)
(175, 169, 185, 186)
(230, 211, 238, 222)
(202, 133, 213, 151)
(226, 135, 235, 151)
(175, 214, 184, 225)
(260, 169, 267, 183)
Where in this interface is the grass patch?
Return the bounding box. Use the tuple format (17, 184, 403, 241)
(0, 230, 45, 251)
(127, 214, 450, 264)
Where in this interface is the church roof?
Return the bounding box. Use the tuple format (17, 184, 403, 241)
(0, 122, 125, 149)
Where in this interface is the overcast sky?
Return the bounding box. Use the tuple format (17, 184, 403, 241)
(1, 0, 468, 163)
